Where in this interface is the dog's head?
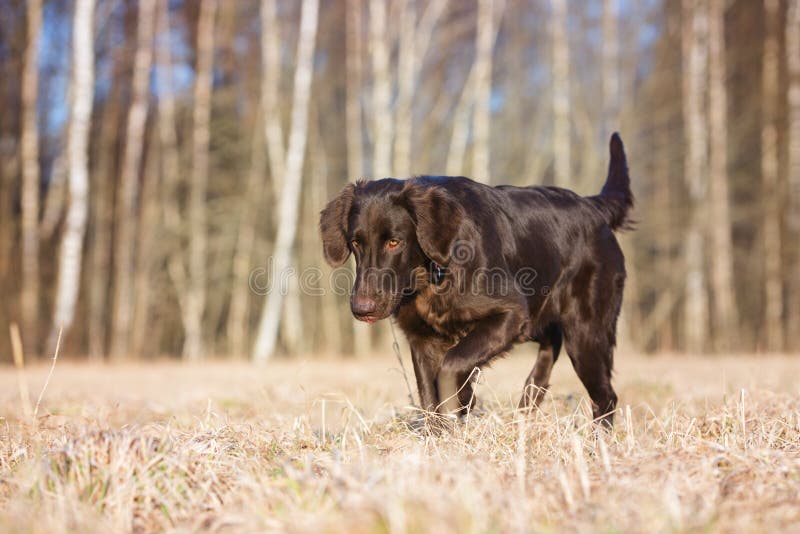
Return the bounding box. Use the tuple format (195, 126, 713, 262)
(319, 178, 464, 323)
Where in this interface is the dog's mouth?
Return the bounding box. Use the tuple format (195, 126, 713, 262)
(353, 309, 392, 324)
(354, 313, 378, 324)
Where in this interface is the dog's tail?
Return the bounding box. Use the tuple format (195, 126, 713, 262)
(591, 132, 634, 231)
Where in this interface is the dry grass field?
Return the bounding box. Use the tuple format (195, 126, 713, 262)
(1, 349, 799, 533)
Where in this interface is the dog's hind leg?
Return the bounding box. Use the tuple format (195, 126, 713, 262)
(519, 324, 562, 410)
(564, 326, 618, 427)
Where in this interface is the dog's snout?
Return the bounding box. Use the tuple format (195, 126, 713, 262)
(351, 295, 377, 318)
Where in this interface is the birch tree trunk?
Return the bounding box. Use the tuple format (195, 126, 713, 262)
(110, 0, 156, 359)
(370, 0, 400, 355)
(261, 0, 285, 197)
(369, 0, 392, 177)
(472, 0, 498, 183)
(252, 0, 319, 362)
(20, 0, 42, 351)
(682, 0, 710, 353)
(345, 0, 372, 357)
(787, 0, 800, 344)
(257, 0, 305, 354)
(393, 0, 446, 179)
(445, 68, 477, 176)
(50, 0, 95, 346)
(761, 0, 784, 351)
(346, 0, 364, 184)
(183, 0, 217, 361)
(393, 0, 416, 179)
(445, 3, 502, 177)
(551, 0, 571, 187)
(707, 0, 739, 350)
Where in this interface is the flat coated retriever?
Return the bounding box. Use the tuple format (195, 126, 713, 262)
(320, 133, 633, 426)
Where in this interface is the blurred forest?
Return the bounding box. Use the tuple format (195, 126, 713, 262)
(0, 0, 798, 361)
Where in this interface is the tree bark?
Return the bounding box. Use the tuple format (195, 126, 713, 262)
(472, 0, 499, 183)
(110, 0, 156, 359)
(445, 3, 502, 177)
(20, 0, 42, 352)
(369, 0, 392, 177)
(154, 0, 188, 348)
(393, 0, 416, 179)
(50, 0, 95, 346)
(261, 0, 285, 197)
(369, 0, 399, 353)
(682, 0, 710, 353)
(551, 0, 571, 187)
(155, 0, 181, 235)
(130, 134, 159, 357)
(761, 0, 784, 351)
(393, 0, 446, 179)
(183, 0, 217, 361)
(446, 69, 477, 177)
(252, 0, 320, 362)
(707, 0, 738, 350)
(787, 0, 800, 345)
(39, 155, 66, 240)
(345, 0, 372, 357)
(257, 0, 305, 354)
(346, 0, 364, 184)
(88, 86, 121, 361)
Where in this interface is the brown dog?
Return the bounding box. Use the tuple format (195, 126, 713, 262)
(320, 134, 633, 425)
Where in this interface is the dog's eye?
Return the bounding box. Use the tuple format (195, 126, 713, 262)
(386, 239, 400, 249)
(351, 239, 360, 248)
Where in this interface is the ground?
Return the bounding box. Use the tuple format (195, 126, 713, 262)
(1, 349, 799, 533)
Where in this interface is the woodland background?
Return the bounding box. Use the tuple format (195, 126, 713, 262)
(0, 0, 798, 362)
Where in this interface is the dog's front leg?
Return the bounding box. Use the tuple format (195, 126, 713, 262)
(410, 344, 440, 413)
(438, 307, 527, 415)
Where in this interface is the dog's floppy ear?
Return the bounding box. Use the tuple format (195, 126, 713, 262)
(319, 183, 356, 266)
(400, 182, 464, 265)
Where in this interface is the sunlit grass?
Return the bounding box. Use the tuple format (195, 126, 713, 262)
(1, 354, 799, 532)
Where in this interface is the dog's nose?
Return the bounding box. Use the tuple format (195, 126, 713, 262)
(351, 295, 377, 317)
